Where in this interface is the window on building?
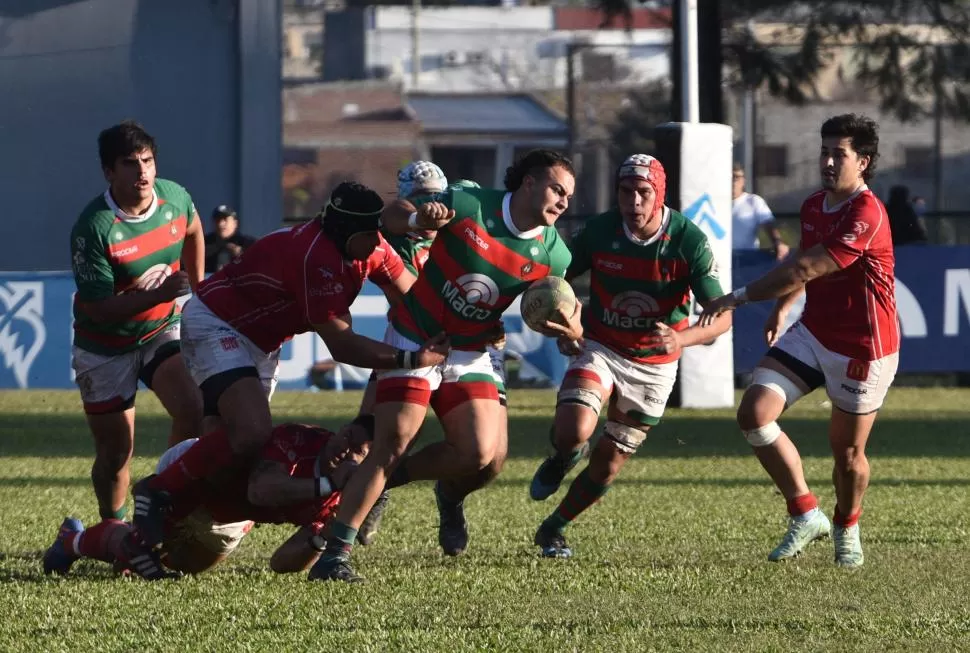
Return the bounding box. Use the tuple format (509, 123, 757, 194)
(754, 144, 788, 178)
(430, 146, 497, 187)
(903, 146, 934, 178)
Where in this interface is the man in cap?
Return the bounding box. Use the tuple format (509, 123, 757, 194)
(527, 154, 734, 559)
(204, 205, 256, 273)
(131, 181, 450, 550)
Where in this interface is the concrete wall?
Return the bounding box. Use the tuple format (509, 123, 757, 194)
(0, 0, 281, 271)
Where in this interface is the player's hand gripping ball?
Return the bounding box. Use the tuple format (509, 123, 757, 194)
(520, 276, 577, 333)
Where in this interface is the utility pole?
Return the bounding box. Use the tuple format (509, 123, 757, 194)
(411, 0, 420, 89)
(566, 42, 577, 163)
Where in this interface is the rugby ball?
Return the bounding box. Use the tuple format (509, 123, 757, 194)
(520, 276, 576, 333)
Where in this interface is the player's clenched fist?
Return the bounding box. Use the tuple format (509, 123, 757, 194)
(415, 202, 455, 230)
(156, 271, 192, 301)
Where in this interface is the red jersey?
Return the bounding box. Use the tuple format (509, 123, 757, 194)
(177, 424, 341, 534)
(196, 220, 404, 352)
(798, 187, 899, 360)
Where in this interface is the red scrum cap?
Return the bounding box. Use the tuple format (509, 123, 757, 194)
(617, 154, 666, 219)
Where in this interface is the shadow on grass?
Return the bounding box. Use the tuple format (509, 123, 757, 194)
(2, 412, 968, 460)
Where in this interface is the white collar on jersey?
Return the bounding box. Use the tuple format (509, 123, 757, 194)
(822, 184, 868, 213)
(622, 206, 670, 246)
(104, 186, 159, 223)
(502, 192, 545, 240)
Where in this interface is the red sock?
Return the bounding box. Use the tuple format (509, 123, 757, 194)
(786, 493, 818, 517)
(76, 519, 130, 563)
(149, 427, 236, 494)
(833, 507, 861, 527)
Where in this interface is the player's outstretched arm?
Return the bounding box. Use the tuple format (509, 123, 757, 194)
(181, 210, 206, 289)
(248, 460, 321, 507)
(314, 315, 449, 370)
(381, 198, 454, 236)
(269, 525, 321, 574)
(698, 244, 839, 327)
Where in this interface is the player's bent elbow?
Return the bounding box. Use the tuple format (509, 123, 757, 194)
(246, 476, 275, 507)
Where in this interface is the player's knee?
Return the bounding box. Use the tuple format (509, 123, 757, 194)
(589, 438, 628, 484)
(742, 421, 782, 448)
(94, 446, 132, 473)
(833, 445, 866, 474)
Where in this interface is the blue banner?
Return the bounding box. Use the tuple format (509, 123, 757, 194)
(732, 246, 970, 374)
(0, 273, 568, 391)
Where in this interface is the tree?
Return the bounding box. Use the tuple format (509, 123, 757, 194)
(594, 0, 970, 123)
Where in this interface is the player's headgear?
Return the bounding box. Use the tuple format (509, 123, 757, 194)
(449, 179, 480, 190)
(617, 154, 667, 219)
(397, 161, 448, 199)
(318, 182, 384, 259)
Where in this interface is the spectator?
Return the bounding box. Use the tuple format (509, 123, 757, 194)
(912, 195, 927, 217)
(205, 205, 255, 273)
(732, 163, 789, 260)
(885, 185, 928, 246)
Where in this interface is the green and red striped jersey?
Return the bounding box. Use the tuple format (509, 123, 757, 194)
(569, 207, 724, 364)
(384, 233, 433, 276)
(392, 188, 572, 350)
(70, 178, 196, 355)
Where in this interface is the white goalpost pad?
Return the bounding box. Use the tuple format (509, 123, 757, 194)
(655, 121, 735, 408)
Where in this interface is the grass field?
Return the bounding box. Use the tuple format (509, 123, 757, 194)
(1, 387, 969, 652)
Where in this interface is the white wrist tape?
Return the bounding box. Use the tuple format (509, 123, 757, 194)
(732, 286, 749, 303)
(407, 212, 419, 229)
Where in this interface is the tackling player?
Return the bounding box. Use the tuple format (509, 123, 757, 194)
(43, 417, 374, 579)
(69, 121, 205, 526)
(529, 154, 733, 558)
(131, 182, 450, 550)
(700, 114, 898, 568)
(310, 149, 583, 582)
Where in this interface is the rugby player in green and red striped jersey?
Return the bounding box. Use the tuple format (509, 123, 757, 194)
(69, 121, 205, 525)
(528, 154, 733, 559)
(310, 149, 584, 583)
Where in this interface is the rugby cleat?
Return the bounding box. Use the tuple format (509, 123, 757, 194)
(118, 532, 181, 581)
(529, 441, 589, 501)
(534, 524, 573, 559)
(307, 556, 364, 583)
(435, 481, 469, 557)
(42, 517, 84, 576)
(768, 510, 831, 562)
(356, 490, 390, 546)
(132, 475, 171, 550)
(833, 524, 865, 568)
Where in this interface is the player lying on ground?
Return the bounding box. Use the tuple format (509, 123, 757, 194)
(309, 149, 584, 583)
(131, 182, 450, 551)
(70, 120, 205, 526)
(700, 114, 898, 568)
(43, 417, 373, 579)
(354, 162, 505, 557)
(529, 154, 733, 558)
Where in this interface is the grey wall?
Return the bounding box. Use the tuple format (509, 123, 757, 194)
(0, 0, 281, 271)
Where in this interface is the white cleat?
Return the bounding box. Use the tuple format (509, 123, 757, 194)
(768, 511, 832, 562)
(833, 524, 865, 568)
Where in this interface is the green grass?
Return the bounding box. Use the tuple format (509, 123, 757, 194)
(1, 387, 969, 651)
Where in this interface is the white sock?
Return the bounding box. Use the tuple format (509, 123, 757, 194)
(793, 507, 820, 523)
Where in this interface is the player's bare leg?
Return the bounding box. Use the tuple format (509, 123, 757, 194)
(135, 375, 272, 548)
(534, 407, 639, 558)
(828, 407, 877, 568)
(149, 353, 204, 447)
(309, 399, 428, 582)
(529, 375, 604, 501)
(87, 408, 136, 521)
(738, 361, 830, 561)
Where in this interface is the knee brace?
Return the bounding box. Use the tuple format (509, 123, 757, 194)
(743, 421, 782, 447)
(750, 367, 806, 408)
(603, 421, 647, 455)
(557, 387, 603, 415)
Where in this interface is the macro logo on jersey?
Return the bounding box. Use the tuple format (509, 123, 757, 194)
(135, 263, 174, 291)
(0, 281, 46, 389)
(603, 291, 662, 329)
(441, 273, 500, 321)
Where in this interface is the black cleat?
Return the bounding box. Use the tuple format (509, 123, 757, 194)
(356, 491, 390, 546)
(132, 475, 171, 551)
(534, 525, 573, 559)
(307, 557, 364, 583)
(529, 441, 589, 501)
(119, 533, 181, 581)
(435, 481, 469, 557)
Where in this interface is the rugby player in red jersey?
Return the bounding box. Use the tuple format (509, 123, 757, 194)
(701, 114, 898, 568)
(43, 418, 373, 579)
(131, 182, 449, 550)
(310, 149, 584, 582)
